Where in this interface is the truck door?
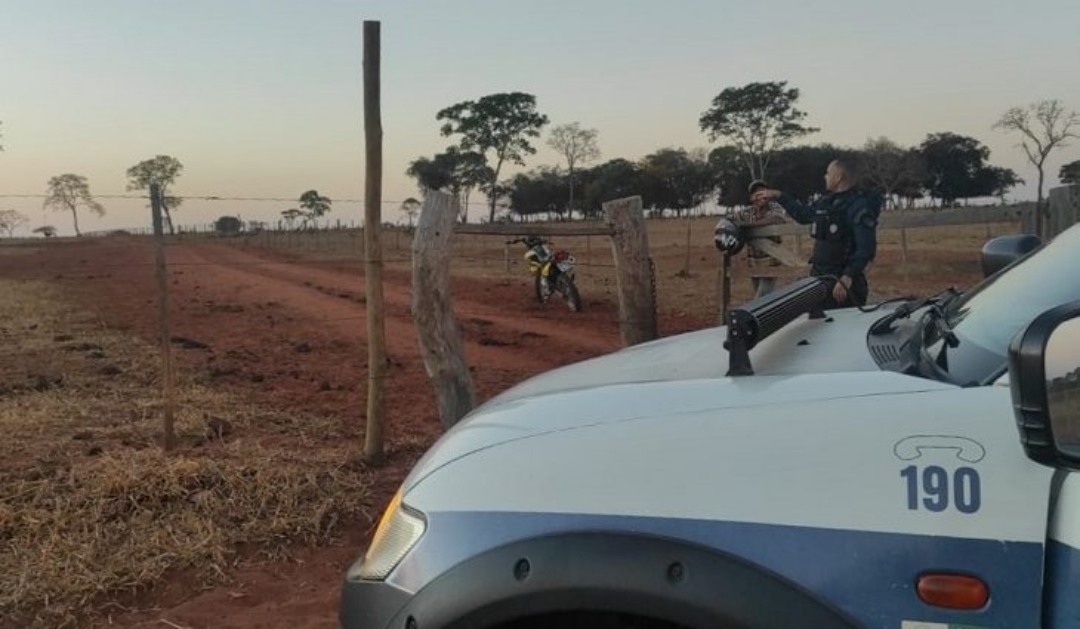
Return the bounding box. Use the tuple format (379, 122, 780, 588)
(1047, 471, 1080, 628)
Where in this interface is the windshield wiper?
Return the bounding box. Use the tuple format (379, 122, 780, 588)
(909, 290, 967, 383)
(917, 295, 962, 349)
(869, 287, 960, 336)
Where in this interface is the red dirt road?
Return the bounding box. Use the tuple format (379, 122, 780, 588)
(1, 238, 703, 628)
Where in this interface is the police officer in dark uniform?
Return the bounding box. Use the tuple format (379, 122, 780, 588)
(751, 157, 881, 308)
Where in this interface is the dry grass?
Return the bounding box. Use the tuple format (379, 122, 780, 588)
(0, 280, 372, 628)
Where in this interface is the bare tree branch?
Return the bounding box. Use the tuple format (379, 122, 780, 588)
(993, 99, 1080, 234)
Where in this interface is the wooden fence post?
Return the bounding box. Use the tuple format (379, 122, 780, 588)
(412, 192, 475, 428)
(603, 196, 657, 346)
(682, 213, 692, 276)
(717, 254, 731, 326)
(1047, 184, 1080, 239)
(150, 184, 177, 452)
(899, 228, 909, 264)
(363, 20, 387, 463)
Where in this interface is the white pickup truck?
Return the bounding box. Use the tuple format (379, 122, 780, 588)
(341, 225, 1080, 629)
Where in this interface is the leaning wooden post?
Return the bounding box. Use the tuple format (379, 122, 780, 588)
(150, 184, 177, 452)
(363, 20, 387, 463)
(412, 192, 475, 428)
(603, 196, 657, 346)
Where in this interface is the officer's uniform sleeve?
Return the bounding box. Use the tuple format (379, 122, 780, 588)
(775, 193, 815, 225)
(842, 194, 881, 277)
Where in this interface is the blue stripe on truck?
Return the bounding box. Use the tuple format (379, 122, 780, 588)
(1047, 540, 1080, 629)
(394, 511, 1044, 629)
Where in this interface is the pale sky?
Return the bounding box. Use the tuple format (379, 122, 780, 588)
(2, 0, 1079, 236)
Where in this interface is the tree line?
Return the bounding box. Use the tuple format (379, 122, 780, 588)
(406, 82, 1079, 225)
(2, 86, 1078, 236)
(0, 140, 337, 236)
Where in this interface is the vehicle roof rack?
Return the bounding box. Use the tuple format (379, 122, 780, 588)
(725, 277, 828, 376)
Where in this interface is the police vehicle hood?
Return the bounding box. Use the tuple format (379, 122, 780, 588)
(487, 306, 882, 406)
(402, 307, 938, 492)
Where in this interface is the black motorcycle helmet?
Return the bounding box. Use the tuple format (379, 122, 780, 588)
(714, 218, 745, 255)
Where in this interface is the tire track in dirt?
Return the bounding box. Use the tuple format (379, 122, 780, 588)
(177, 242, 621, 355)
(161, 243, 568, 375)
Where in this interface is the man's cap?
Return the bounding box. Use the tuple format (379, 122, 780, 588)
(747, 179, 768, 194)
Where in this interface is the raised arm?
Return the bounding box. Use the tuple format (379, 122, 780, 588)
(752, 189, 815, 225)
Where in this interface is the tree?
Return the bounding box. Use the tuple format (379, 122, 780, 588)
(400, 197, 421, 227)
(406, 155, 453, 193)
(44, 174, 105, 237)
(918, 133, 1001, 207)
(33, 225, 57, 238)
(638, 148, 717, 217)
(437, 92, 549, 222)
(298, 190, 331, 228)
(547, 122, 601, 218)
(708, 146, 752, 209)
(580, 158, 643, 219)
(214, 216, 243, 235)
(977, 166, 1024, 205)
(126, 155, 184, 234)
(768, 144, 851, 203)
(1061, 160, 1080, 185)
(442, 148, 490, 223)
(406, 149, 490, 222)
(861, 138, 927, 209)
(281, 208, 302, 229)
(994, 100, 1080, 234)
(0, 209, 28, 237)
(507, 168, 569, 221)
(699, 81, 819, 180)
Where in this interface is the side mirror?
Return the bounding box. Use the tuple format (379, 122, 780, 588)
(1009, 302, 1080, 468)
(981, 234, 1041, 278)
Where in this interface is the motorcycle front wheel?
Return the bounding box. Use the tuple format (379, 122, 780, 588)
(557, 275, 583, 312)
(534, 274, 547, 304)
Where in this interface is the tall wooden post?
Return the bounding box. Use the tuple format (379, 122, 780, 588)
(150, 185, 176, 452)
(363, 20, 387, 463)
(717, 254, 731, 325)
(682, 213, 692, 276)
(603, 196, 657, 346)
(412, 192, 475, 427)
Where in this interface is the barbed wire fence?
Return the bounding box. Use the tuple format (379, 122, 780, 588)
(0, 193, 646, 347)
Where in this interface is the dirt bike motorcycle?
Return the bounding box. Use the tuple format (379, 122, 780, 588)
(507, 236, 583, 312)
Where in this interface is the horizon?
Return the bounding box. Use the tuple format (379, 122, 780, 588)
(2, 0, 1079, 236)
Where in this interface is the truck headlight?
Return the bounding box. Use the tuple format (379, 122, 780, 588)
(348, 489, 426, 581)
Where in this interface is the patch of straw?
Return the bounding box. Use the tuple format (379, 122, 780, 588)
(0, 281, 372, 628)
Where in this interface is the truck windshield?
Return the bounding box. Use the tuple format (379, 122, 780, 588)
(931, 225, 1080, 385)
